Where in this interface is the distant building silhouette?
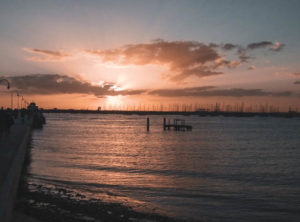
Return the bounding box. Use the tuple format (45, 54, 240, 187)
(27, 102, 38, 111)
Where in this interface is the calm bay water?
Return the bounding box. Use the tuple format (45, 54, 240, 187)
(28, 113, 300, 221)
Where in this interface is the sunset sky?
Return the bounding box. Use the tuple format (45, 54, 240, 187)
(1, 0, 300, 111)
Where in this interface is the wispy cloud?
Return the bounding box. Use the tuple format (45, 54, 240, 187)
(248, 65, 256, 70)
(221, 43, 237, 50)
(23, 48, 72, 62)
(270, 42, 285, 51)
(247, 41, 285, 51)
(148, 86, 293, 97)
(7, 74, 145, 97)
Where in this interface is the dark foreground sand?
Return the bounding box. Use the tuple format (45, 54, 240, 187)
(14, 183, 196, 222)
(12, 211, 42, 222)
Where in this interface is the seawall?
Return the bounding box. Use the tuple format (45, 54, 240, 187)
(0, 116, 33, 222)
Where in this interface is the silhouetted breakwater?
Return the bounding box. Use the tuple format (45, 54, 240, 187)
(43, 109, 300, 118)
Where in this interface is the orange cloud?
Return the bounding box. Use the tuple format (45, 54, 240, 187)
(86, 40, 228, 82)
(86, 39, 284, 82)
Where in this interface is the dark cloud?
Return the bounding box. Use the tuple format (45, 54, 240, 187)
(7, 74, 145, 97)
(208, 43, 219, 48)
(222, 43, 237, 50)
(247, 41, 285, 51)
(5, 74, 295, 99)
(235, 41, 284, 62)
(271, 91, 293, 97)
(247, 41, 273, 50)
(237, 48, 252, 62)
(148, 87, 293, 97)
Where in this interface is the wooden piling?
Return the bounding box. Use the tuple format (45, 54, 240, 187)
(163, 117, 166, 130)
(147, 117, 150, 131)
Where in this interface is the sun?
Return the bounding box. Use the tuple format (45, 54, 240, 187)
(105, 95, 123, 110)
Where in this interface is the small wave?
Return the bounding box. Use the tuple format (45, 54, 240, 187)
(48, 163, 297, 187)
(29, 174, 210, 199)
(64, 164, 202, 178)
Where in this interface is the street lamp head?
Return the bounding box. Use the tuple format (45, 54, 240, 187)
(0, 78, 10, 90)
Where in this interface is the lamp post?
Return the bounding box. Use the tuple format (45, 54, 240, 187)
(21, 96, 24, 109)
(0, 78, 10, 109)
(17, 91, 20, 109)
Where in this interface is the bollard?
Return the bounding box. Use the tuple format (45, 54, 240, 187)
(147, 117, 150, 131)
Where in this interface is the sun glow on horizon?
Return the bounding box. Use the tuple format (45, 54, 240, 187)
(105, 95, 124, 108)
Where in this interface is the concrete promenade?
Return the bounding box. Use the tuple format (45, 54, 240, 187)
(0, 116, 33, 222)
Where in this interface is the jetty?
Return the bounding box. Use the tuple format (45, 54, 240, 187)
(163, 118, 192, 131)
(0, 106, 45, 222)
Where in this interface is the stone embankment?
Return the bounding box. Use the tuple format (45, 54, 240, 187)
(0, 112, 45, 222)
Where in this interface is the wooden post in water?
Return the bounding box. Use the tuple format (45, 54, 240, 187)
(147, 117, 150, 131)
(163, 117, 166, 130)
